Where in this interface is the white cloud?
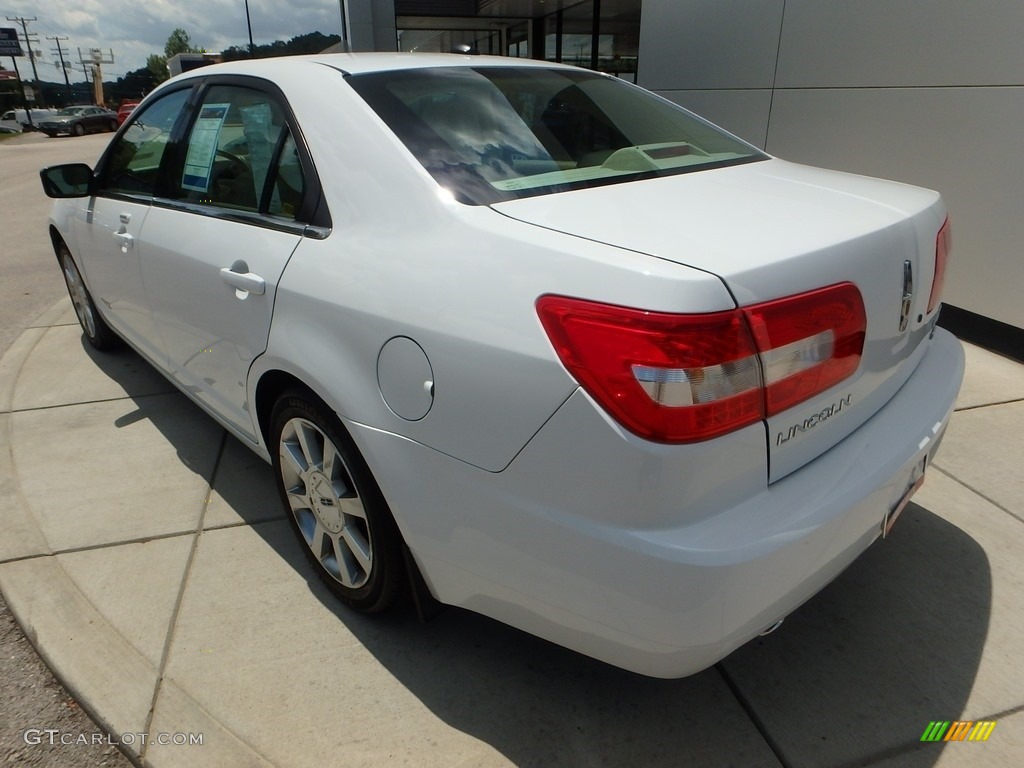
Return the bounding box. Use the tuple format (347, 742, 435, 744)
(4, 0, 344, 77)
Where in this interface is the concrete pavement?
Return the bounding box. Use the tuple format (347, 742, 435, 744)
(0, 295, 1022, 767)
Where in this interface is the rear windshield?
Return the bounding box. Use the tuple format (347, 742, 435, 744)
(347, 66, 766, 204)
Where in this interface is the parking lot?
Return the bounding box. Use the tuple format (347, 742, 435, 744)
(1, 131, 1022, 767)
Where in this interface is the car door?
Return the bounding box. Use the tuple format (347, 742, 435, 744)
(79, 107, 96, 132)
(139, 80, 316, 441)
(72, 87, 192, 362)
(94, 107, 110, 130)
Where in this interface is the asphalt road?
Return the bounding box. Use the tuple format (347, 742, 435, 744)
(0, 131, 133, 767)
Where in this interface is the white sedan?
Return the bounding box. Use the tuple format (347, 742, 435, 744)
(40, 53, 963, 678)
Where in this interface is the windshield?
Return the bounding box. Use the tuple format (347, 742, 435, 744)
(57, 107, 87, 117)
(347, 66, 766, 204)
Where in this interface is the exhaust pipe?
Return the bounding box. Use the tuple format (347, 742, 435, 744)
(759, 618, 785, 637)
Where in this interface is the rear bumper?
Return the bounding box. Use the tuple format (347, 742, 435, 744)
(352, 329, 964, 678)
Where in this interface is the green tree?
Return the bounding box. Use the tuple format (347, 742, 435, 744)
(165, 28, 201, 58)
(146, 29, 203, 86)
(220, 31, 341, 62)
(147, 53, 169, 85)
(112, 66, 160, 101)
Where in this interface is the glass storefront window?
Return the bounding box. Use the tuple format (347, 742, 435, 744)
(507, 21, 529, 58)
(396, 1, 640, 77)
(398, 28, 501, 55)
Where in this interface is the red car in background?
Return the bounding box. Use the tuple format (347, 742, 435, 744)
(116, 100, 140, 126)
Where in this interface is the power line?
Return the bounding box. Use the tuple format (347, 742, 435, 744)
(46, 34, 73, 100)
(4, 16, 41, 92)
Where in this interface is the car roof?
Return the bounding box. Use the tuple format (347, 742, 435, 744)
(174, 52, 581, 80)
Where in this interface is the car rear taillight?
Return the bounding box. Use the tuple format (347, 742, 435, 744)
(743, 283, 866, 416)
(536, 297, 763, 442)
(537, 283, 866, 443)
(927, 217, 951, 314)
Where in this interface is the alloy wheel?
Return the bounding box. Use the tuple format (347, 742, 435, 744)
(61, 253, 97, 339)
(278, 417, 374, 589)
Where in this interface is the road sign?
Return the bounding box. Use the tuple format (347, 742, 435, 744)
(0, 28, 24, 57)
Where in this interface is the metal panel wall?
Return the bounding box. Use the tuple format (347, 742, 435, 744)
(637, 0, 1024, 330)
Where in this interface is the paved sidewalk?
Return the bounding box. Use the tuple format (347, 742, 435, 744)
(1, 296, 1022, 767)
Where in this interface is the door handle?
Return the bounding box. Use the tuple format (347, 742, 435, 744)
(220, 266, 266, 296)
(113, 230, 134, 249)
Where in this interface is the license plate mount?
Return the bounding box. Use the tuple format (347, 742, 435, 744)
(883, 455, 928, 537)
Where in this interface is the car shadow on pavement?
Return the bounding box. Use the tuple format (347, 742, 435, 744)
(234, 463, 987, 767)
(718, 502, 990, 768)
(87, 344, 989, 768)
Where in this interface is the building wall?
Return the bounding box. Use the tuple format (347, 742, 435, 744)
(638, 0, 1024, 330)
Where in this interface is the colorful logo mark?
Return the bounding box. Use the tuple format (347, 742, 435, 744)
(920, 721, 997, 742)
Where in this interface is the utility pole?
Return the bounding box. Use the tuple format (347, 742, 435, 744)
(77, 48, 91, 86)
(74, 56, 92, 104)
(244, 0, 255, 57)
(0, 26, 32, 127)
(5, 16, 40, 101)
(79, 47, 113, 105)
(47, 35, 73, 103)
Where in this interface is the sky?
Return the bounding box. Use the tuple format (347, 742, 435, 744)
(1, 0, 345, 80)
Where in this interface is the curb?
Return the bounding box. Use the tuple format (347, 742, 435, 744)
(0, 300, 272, 767)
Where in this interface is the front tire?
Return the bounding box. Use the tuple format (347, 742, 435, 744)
(271, 391, 405, 613)
(58, 245, 120, 350)
(72, 123, 84, 137)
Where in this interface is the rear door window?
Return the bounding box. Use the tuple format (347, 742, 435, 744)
(175, 85, 299, 216)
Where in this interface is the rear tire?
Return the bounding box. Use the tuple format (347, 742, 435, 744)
(271, 390, 405, 613)
(109, 119, 118, 132)
(58, 245, 120, 350)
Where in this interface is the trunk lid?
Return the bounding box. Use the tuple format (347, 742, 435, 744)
(492, 158, 947, 481)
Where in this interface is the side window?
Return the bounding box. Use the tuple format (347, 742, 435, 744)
(267, 133, 306, 220)
(177, 85, 298, 215)
(100, 89, 190, 196)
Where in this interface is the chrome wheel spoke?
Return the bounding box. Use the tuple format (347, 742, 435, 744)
(280, 438, 308, 478)
(337, 495, 366, 521)
(342, 526, 373, 575)
(322, 439, 339, 482)
(286, 490, 310, 512)
(329, 534, 359, 587)
(293, 507, 317, 545)
(311, 521, 328, 556)
(295, 422, 322, 469)
(82, 305, 96, 337)
(63, 258, 96, 337)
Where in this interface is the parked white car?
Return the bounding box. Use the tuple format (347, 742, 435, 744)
(40, 53, 964, 678)
(1, 107, 56, 132)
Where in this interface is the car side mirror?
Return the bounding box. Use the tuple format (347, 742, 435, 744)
(40, 163, 94, 198)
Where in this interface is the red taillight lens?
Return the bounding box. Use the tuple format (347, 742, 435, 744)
(743, 282, 866, 416)
(537, 283, 866, 443)
(536, 297, 763, 442)
(927, 217, 952, 314)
